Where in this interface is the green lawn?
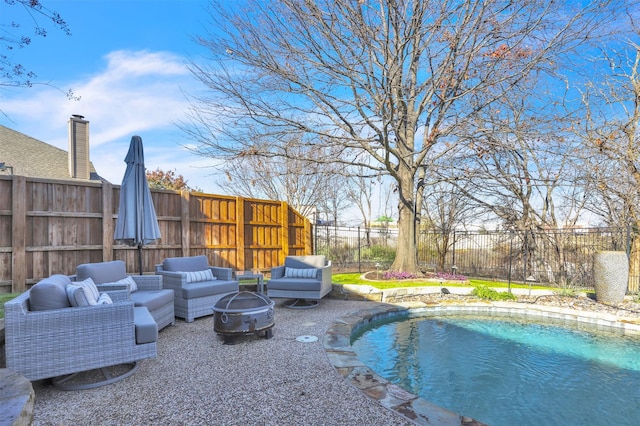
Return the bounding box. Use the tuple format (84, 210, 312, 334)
(0, 293, 20, 319)
(332, 272, 553, 291)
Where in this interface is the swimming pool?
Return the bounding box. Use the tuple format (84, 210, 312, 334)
(351, 311, 640, 426)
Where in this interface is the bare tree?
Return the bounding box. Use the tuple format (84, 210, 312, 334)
(344, 171, 378, 228)
(446, 85, 594, 285)
(184, 0, 619, 272)
(579, 52, 640, 227)
(577, 24, 640, 290)
(453, 99, 584, 228)
(317, 180, 351, 225)
(218, 136, 347, 219)
(420, 180, 480, 272)
(0, 0, 76, 98)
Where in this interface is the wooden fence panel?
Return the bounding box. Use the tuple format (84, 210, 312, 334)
(0, 176, 312, 293)
(0, 178, 12, 292)
(200, 196, 224, 251)
(149, 189, 184, 265)
(189, 194, 238, 268)
(288, 206, 311, 256)
(112, 188, 187, 274)
(244, 199, 284, 271)
(25, 180, 105, 283)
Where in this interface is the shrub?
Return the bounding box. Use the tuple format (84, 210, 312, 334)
(436, 272, 467, 281)
(382, 271, 420, 280)
(471, 285, 516, 301)
(554, 287, 578, 297)
(318, 244, 353, 267)
(360, 245, 396, 263)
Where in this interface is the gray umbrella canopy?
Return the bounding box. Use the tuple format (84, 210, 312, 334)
(114, 136, 161, 274)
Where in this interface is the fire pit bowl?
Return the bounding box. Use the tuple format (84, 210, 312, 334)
(212, 291, 275, 344)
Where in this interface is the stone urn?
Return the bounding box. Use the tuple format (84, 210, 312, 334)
(594, 251, 629, 304)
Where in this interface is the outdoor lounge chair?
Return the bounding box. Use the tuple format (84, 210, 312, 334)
(75, 260, 175, 330)
(155, 255, 239, 322)
(267, 255, 332, 308)
(4, 274, 157, 390)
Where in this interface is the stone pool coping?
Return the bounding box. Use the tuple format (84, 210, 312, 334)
(322, 300, 640, 426)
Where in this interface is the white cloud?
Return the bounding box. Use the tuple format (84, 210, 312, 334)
(0, 49, 226, 193)
(3, 50, 192, 138)
(99, 50, 189, 78)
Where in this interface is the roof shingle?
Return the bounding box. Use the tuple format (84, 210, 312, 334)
(0, 125, 104, 182)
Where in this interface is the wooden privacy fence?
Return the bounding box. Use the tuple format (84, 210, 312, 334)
(0, 175, 312, 294)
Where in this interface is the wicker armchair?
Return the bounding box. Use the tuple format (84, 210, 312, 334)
(155, 255, 239, 322)
(4, 275, 157, 390)
(75, 260, 175, 330)
(267, 255, 333, 308)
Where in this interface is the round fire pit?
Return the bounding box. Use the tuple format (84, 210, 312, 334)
(212, 291, 275, 344)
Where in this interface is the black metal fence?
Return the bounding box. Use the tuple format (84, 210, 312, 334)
(314, 225, 631, 289)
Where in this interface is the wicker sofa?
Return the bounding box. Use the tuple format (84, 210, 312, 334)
(267, 255, 332, 308)
(75, 260, 175, 330)
(155, 255, 239, 322)
(4, 274, 157, 389)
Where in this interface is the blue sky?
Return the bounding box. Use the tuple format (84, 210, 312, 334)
(0, 0, 221, 191)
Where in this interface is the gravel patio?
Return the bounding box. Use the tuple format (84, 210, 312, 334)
(28, 290, 640, 425)
(30, 297, 415, 426)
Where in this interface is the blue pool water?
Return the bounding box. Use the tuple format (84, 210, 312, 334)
(351, 314, 640, 426)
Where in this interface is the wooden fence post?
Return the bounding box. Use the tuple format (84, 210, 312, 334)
(181, 190, 190, 257)
(11, 176, 26, 293)
(280, 201, 289, 263)
(236, 196, 245, 271)
(102, 182, 113, 261)
(305, 218, 313, 254)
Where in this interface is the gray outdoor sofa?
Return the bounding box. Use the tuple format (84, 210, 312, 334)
(155, 255, 239, 322)
(267, 255, 332, 308)
(75, 260, 175, 330)
(4, 274, 157, 389)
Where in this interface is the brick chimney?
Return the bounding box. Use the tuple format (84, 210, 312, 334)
(68, 115, 90, 179)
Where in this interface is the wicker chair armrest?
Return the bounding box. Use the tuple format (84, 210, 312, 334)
(132, 275, 163, 291)
(319, 261, 333, 286)
(96, 283, 130, 293)
(4, 292, 30, 316)
(106, 290, 131, 303)
(271, 265, 286, 279)
(157, 270, 186, 278)
(210, 267, 233, 281)
(156, 271, 188, 288)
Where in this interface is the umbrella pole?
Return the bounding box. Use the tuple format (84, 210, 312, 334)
(138, 244, 143, 275)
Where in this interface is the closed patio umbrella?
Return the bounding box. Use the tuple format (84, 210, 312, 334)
(114, 135, 161, 275)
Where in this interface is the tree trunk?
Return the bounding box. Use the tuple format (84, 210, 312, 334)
(392, 204, 419, 272)
(437, 234, 449, 272)
(390, 168, 420, 273)
(629, 232, 640, 293)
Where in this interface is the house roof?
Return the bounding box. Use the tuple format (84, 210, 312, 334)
(0, 125, 104, 182)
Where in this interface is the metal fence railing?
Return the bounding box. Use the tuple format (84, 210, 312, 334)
(314, 225, 631, 290)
